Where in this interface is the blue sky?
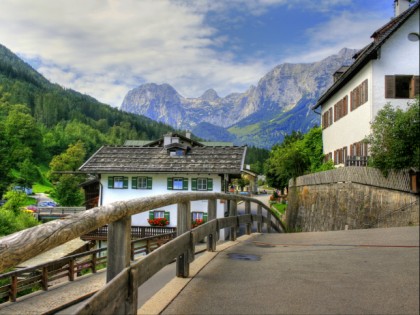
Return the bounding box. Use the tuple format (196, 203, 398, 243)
(0, 0, 397, 107)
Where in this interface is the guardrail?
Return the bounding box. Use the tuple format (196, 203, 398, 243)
(0, 232, 176, 303)
(0, 192, 284, 313)
(36, 207, 87, 221)
(81, 225, 176, 241)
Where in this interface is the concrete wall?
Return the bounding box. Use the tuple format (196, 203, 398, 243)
(287, 167, 419, 231)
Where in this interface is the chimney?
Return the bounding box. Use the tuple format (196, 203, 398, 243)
(394, 0, 410, 17)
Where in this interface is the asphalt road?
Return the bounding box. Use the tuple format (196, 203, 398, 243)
(162, 226, 419, 315)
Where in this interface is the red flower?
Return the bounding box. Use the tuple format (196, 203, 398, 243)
(148, 217, 169, 226)
(192, 219, 204, 228)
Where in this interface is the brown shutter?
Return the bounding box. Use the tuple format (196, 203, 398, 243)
(363, 79, 368, 103)
(409, 75, 419, 98)
(385, 75, 396, 98)
(329, 108, 333, 126)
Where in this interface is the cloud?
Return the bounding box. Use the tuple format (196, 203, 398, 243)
(283, 10, 390, 63)
(0, 0, 392, 107)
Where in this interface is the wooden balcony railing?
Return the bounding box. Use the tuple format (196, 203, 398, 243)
(345, 155, 369, 166)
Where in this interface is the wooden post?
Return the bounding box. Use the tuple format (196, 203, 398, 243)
(92, 253, 97, 273)
(41, 266, 48, 290)
(10, 275, 17, 302)
(267, 211, 272, 233)
(107, 216, 131, 282)
(207, 199, 217, 251)
(257, 204, 262, 233)
(69, 258, 75, 281)
(177, 202, 191, 277)
(245, 201, 251, 235)
(229, 200, 237, 241)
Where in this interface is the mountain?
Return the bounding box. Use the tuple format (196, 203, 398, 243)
(120, 48, 357, 148)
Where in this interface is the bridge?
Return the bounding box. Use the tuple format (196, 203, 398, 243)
(0, 193, 418, 314)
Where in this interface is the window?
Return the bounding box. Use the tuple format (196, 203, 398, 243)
(350, 79, 368, 111)
(108, 176, 128, 189)
(132, 176, 152, 189)
(350, 141, 368, 157)
(333, 146, 347, 165)
(192, 212, 204, 221)
(385, 75, 419, 99)
(334, 95, 348, 122)
(167, 177, 188, 190)
(154, 211, 165, 219)
(191, 178, 213, 191)
(322, 107, 333, 129)
(148, 210, 170, 222)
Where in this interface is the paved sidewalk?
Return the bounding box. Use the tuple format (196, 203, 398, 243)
(160, 226, 419, 315)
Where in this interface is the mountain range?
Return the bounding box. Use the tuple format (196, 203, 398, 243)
(121, 48, 357, 148)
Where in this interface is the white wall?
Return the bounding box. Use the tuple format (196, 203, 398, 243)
(100, 173, 224, 228)
(372, 10, 420, 116)
(322, 64, 373, 156)
(322, 9, 419, 158)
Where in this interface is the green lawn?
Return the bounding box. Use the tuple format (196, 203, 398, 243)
(271, 202, 287, 215)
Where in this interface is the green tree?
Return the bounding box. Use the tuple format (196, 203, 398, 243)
(48, 141, 86, 183)
(367, 99, 420, 175)
(48, 141, 86, 206)
(2, 190, 27, 215)
(265, 126, 333, 189)
(50, 174, 84, 206)
(18, 159, 40, 189)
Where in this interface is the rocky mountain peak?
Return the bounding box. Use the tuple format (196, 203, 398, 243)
(200, 89, 220, 101)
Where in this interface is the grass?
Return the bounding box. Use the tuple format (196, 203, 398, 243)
(272, 202, 287, 215)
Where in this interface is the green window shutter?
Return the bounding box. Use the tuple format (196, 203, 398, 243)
(132, 177, 137, 189)
(167, 178, 173, 190)
(191, 178, 197, 191)
(164, 211, 170, 222)
(147, 177, 153, 189)
(203, 212, 208, 222)
(183, 178, 188, 190)
(207, 178, 213, 191)
(123, 177, 129, 189)
(108, 177, 114, 189)
(149, 211, 154, 220)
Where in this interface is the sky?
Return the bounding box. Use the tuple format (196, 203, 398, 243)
(0, 0, 397, 107)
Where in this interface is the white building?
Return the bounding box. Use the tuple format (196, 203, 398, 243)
(79, 133, 246, 235)
(313, 0, 419, 166)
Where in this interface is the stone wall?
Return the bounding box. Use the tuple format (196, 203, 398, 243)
(287, 167, 419, 231)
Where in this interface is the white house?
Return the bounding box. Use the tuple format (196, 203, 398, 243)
(313, 0, 419, 166)
(79, 133, 246, 236)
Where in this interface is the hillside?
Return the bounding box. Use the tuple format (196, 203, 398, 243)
(0, 43, 175, 196)
(120, 48, 357, 148)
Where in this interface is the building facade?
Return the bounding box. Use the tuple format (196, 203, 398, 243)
(79, 133, 246, 233)
(313, 1, 419, 166)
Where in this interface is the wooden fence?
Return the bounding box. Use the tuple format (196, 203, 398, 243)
(0, 192, 284, 313)
(0, 232, 176, 303)
(81, 225, 176, 241)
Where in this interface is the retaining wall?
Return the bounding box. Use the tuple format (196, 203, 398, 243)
(287, 167, 419, 231)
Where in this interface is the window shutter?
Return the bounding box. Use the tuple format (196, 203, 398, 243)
(164, 211, 170, 222)
(207, 178, 213, 191)
(108, 177, 114, 189)
(191, 178, 197, 191)
(328, 108, 333, 126)
(363, 79, 368, 103)
(147, 177, 153, 189)
(410, 75, 419, 98)
(149, 211, 154, 220)
(167, 178, 173, 190)
(132, 177, 137, 189)
(385, 75, 396, 98)
(183, 178, 188, 190)
(344, 95, 348, 116)
(123, 177, 128, 189)
(203, 212, 208, 222)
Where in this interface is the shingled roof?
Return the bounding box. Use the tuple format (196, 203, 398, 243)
(313, 2, 419, 110)
(79, 146, 247, 174)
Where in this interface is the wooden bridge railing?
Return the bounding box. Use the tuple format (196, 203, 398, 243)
(0, 232, 177, 303)
(0, 192, 284, 313)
